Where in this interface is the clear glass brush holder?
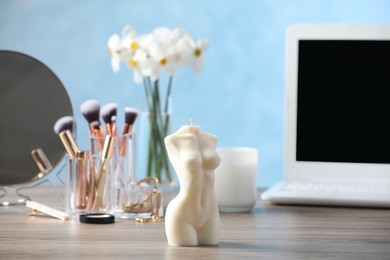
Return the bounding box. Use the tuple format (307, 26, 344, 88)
(65, 155, 115, 217)
(90, 133, 137, 217)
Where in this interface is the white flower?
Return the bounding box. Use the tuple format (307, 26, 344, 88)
(169, 30, 194, 69)
(189, 38, 208, 74)
(144, 28, 179, 81)
(128, 49, 152, 84)
(147, 41, 176, 81)
(121, 26, 140, 52)
(108, 25, 208, 82)
(174, 32, 197, 67)
(108, 34, 122, 72)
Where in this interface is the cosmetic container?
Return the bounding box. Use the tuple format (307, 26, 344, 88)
(91, 133, 136, 187)
(115, 177, 163, 219)
(65, 154, 115, 217)
(90, 132, 137, 216)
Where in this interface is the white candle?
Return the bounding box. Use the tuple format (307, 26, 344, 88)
(164, 125, 221, 246)
(214, 147, 258, 213)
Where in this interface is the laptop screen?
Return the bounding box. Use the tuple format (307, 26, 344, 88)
(296, 40, 390, 164)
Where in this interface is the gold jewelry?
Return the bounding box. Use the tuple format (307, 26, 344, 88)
(122, 177, 163, 222)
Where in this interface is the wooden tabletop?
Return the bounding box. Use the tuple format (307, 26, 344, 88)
(1, 185, 390, 259)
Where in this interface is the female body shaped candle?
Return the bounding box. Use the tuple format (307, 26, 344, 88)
(164, 125, 221, 246)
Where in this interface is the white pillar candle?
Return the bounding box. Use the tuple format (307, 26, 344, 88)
(164, 125, 221, 246)
(214, 147, 258, 213)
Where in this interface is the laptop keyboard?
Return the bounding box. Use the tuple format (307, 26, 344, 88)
(283, 181, 390, 194)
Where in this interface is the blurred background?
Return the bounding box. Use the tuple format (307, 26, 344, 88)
(1, 0, 390, 188)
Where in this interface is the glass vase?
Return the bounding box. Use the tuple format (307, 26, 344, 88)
(138, 111, 175, 190)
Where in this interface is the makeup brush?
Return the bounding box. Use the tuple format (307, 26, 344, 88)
(79, 100, 105, 138)
(91, 135, 115, 211)
(115, 107, 139, 200)
(123, 107, 139, 135)
(101, 102, 118, 136)
(53, 116, 80, 159)
(80, 100, 105, 152)
(116, 107, 139, 158)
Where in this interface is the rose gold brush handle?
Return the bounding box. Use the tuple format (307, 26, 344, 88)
(89, 123, 105, 151)
(122, 124, 132, 136)
(59, 130, 80, 159)
(91, 160, 108, 211)
(86, 157, 97, 210)
(76, 151, 90, 210)
(91, 136, 115, 211)
(112, 122, 117, 137)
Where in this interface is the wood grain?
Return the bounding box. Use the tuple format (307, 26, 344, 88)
(1, 186, 390, 259)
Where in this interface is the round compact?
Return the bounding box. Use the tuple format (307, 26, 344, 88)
(79, 213, 115, 224)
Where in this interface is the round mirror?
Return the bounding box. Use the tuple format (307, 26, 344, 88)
(0, 51, 73, 186)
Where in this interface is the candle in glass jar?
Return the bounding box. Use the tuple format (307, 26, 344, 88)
(214, 147, 258, 213)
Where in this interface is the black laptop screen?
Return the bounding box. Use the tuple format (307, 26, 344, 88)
(296, 40, 390, 164)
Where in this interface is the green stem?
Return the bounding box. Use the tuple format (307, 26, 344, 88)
(144, 77, 155, 178)
(143, 77, 153, 111)
(163, 76, 173, 140)
(164, 76, 173, 114)
(143, 77, 173, 183)
(146, 128, 153, 177)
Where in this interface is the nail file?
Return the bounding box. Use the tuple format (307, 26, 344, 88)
(26, 200, 70, 221)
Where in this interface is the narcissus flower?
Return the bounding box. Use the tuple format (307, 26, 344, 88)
(108, 26, 208, 82)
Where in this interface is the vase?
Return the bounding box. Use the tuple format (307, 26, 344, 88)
(138, 111, 175, 190)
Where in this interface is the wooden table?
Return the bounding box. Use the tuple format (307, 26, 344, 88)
(1, 185, 390, 259)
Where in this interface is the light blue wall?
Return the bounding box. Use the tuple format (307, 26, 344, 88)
(1, 0, 390, 187)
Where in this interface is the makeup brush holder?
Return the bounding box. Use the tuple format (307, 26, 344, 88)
(65, 155, 115, 217)
(90, 133, 137, 215)
(90, 133, 136, 184)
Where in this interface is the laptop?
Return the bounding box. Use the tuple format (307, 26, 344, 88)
(261, 24, 390, 208)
